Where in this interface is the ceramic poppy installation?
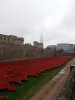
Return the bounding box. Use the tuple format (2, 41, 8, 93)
(0, 56, 73, 100)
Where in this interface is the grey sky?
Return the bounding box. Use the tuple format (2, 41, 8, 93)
(0, 0, 75, 47)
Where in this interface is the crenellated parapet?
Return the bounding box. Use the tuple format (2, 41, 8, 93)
(0, 34, 24, 45)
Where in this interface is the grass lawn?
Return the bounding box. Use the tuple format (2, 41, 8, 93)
(0, 66, 64, 100)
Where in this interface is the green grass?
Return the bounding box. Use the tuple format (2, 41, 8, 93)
(0, 66, 64, 100)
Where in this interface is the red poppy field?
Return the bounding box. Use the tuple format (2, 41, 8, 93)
(0, 56, 73, 100)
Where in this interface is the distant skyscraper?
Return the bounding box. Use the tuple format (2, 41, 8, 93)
(40, 33, 43, 43)
(40, 33, 43, 49)
(33, 33, 44, 49)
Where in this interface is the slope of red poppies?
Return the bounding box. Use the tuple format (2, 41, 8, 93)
(0, 56, 73, 99)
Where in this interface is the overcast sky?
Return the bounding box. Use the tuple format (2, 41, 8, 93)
(0, 0, 75, 47)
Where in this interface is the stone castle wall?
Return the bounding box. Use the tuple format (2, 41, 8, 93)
(0, 34, 24, 45)
(0, 42, 55, 61)
(0, 34, 56, 61)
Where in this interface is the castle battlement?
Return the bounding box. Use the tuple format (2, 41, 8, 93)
(0, 34, 24, 45)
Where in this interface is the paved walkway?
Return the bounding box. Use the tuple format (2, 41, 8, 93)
(29, 58, 75, 100)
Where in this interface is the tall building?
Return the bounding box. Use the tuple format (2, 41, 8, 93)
(57, 43, 74, 53)
(33, 41, 43, 48)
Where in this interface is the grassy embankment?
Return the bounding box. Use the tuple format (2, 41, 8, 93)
(0, 66, 64, 100)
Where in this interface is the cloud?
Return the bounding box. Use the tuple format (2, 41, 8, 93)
(0, 0, 75, 47)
